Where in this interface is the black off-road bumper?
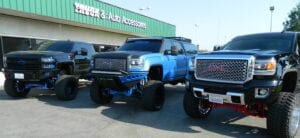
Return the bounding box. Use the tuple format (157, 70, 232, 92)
(91, 70, 148, 91)
(4, 69, 59, 81)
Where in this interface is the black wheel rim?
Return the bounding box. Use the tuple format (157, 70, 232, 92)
(15, 81, 25, 92)
(290, 94, 300, 136)
(100, 88, 110, 98)
(198, 99, 211, 114)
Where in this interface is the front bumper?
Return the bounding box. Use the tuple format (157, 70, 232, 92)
(91, 70, 148, 91)
(4, 69, 59, 81)
(186, 74, 282, 104)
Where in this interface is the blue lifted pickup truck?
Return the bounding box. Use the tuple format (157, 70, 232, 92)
(90, 37, 197, 111)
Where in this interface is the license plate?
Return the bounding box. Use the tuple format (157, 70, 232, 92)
(14, 73, 24, 79)
(209, 94, 224, 104)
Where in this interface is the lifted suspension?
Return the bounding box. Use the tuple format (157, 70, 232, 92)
(212, 103, 268, 118)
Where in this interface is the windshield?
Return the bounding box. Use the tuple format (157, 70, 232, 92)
(223, 38, 292, 52)
(119, 39, 162, 52)
(37, 41, 73, 53)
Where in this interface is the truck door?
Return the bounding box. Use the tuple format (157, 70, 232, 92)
(72, 43, 91, 74)
(162, 40, 177, 81)
(162, 40, 187, 81)
(173, 41, 188, 78)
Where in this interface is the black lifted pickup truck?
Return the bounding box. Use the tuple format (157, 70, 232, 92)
(184, 32, 300, 138)
(3, 41, 95, 100)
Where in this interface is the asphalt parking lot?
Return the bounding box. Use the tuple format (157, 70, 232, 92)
(0, 79, 299, 138)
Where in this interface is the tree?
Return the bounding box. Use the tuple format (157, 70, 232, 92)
(283, 3, 300, 31)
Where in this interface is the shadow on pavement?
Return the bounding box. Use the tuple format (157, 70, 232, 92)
(0, 83, 271, 137)
(36, 81, 99, 108)
(0, 81, 98, 108)
(193, 108, 270, 138)
(100, 85, 270, 137)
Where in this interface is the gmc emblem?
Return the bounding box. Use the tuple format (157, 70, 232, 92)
(208, 64, 227, 72)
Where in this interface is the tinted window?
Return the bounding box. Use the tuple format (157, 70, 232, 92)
(162, 40, 172, 52)
(119, 39, 162, 52)
(173, 41, 184, 54)
(184, 43, 197, 54)
(223, 38, 292, 52)
(37, 41, 73, 53)
(0, 37, 2, 69)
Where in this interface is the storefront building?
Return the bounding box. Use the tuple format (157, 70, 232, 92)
(0, 0, 176, 69)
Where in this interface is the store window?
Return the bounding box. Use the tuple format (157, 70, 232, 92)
(185, 43, 198, 54)
(2, 37, 31, 53)
(94, 44, 118, 52)
(0, 37, 3, 69)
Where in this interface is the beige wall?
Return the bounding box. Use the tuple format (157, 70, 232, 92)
(0, 14, 132, 46)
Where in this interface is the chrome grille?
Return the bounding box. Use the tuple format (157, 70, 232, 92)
(195, 59, 250, 83)
(95, 58, 127, 72)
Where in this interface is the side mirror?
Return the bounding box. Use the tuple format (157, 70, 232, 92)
(164, 50, 171, 55)
(171, 46, 179, 55)
(213, 46, 222, 51)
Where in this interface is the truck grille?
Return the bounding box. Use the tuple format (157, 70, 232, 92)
(195, 58, 252, 83)
(94, 58, 127, 72)
(6, 58, 41, 70)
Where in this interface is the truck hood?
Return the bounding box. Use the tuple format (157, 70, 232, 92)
(5, 51, 66, 58)
(94, 51, 152, 59)
(202, 50, 287, 60)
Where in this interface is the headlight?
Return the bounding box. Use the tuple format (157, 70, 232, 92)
(188, 58, 195, 71)
(41, 57, 55, 63)
(254, 58, 276, 75)
(129, 58, 144, 68)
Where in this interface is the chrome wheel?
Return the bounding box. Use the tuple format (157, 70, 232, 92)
(290, 93, 300, 136)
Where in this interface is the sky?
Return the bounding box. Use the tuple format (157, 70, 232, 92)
(100, 0, 299, 50)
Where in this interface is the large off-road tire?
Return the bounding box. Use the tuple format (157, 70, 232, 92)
(60, 65, 73, 75)
(55, 75, 78, 101)
(90, 82, 113, 104)
(4, 79, 30, 98)
(170, 81, 178, 85)
(267, 92, 300, 138)
(141, 80, 165, 111)
(183, 90, 212, 119)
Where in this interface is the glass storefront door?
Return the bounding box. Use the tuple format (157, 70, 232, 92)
(2, 37, 31, 53)
(0, 37, 3, 69)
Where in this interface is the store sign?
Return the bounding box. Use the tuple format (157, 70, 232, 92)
(74, 2, 147, 29)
